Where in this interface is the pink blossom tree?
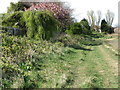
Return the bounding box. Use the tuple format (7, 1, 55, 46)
(24, 2, 73, 31)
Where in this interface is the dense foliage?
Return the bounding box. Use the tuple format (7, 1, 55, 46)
(2, 11, 60, 40)
(7, 2, 30, 13)
(1, 32, 66, 88)
(7, 1, 74, 31)
(101, 19, 109, 33)
(2, 12, 25, 29)
(79, 19, 91, 34)
(66, 19, 91, 35)
(25, 2, 73, 30)
(101, 19, 114, 34)
(23, 11, 60, 40)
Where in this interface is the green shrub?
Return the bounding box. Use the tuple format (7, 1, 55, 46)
(65, 19, 91, 35)
(53, 33, 84, 49)
(101, 19, 114, 34)
(2, 11, 60, 40)
(79, 19, 91, 34)
(7, 2, 26, 13)
(2, 11, 25, 29)
(23, 11, 60, 40)
(66, 22, 82, 35)
(101, 19, 108, 33)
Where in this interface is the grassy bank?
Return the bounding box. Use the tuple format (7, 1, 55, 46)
(1, 32, 118, 88)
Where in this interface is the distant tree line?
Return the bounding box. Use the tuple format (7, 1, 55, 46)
(87, 10, 115, 34)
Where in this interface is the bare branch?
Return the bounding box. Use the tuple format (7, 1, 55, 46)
(87, 10, 96, 28)
(105, 10, 114, 26)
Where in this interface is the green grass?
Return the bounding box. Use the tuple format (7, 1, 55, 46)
(1, 33, 118, 88)
(27, 43, 118, 88)
(35, 45, 118, 88)
(41, 39, 118, 88)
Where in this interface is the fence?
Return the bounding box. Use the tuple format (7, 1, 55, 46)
(1, 27, 26, 36)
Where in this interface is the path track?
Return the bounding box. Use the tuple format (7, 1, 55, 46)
(64, 43, 118, 88)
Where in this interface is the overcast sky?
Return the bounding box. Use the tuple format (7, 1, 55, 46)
(0, 0, 119, 26)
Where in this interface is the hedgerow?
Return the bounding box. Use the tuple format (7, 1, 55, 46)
(2, 11, 60, 40)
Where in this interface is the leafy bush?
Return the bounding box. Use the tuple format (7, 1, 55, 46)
(23, 11, 60, 40)
(53, 33, 84, 49)
(7, 2, 73, 31)
(101, 19, 114, 34)
(25, 2, 73, 30)
(7, 2, 30, 13)
(2, 11, 25, 29)
(101, 19, 109, 33)
(79, 19, 91, 34)
(66, 22, 82, 35)
(2, 11, 60, 40)
(66, 19, 91, 35)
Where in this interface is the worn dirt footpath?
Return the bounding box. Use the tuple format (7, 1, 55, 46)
(65, 43, 118, 88)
